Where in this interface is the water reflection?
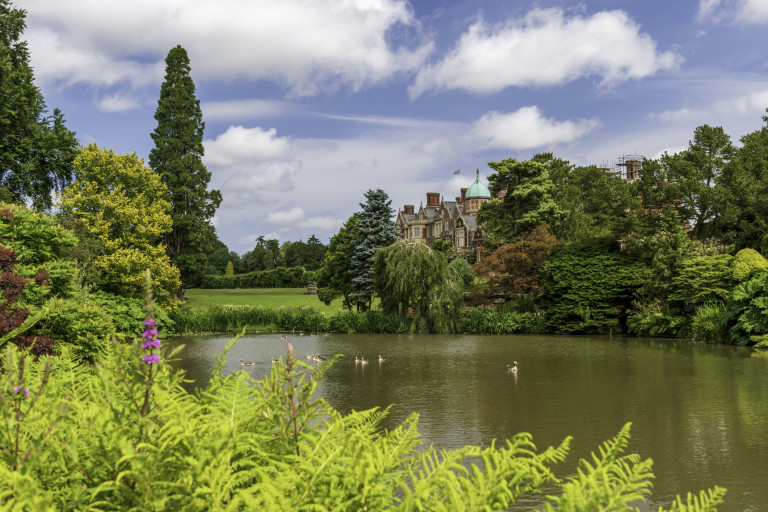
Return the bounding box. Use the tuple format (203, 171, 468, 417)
(166, 333, 767, 512)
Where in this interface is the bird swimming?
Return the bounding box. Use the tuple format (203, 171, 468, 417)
(240, 359, 255, 366)
(271, 357, 278, 364)
(378, 355, 385, 363)
(506, 361, 519, 372)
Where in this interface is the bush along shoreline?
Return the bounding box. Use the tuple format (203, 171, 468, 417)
(169, 304, 548, 336)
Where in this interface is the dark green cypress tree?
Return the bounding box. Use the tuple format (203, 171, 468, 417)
(349, 189, 399, 310)
(0, 0, 78, 209)
(149, 45, 222, 296)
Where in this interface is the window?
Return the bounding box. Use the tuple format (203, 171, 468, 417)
(414, 227, 420, 237)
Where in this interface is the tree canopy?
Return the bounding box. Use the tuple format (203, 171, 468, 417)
(374, 241, 463, 334)
(478, 153, 565, 243)
(0, 0, 78, 209)
(59, 145, 180, 299)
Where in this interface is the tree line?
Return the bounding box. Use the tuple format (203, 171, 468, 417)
(315, 120, 768, 344)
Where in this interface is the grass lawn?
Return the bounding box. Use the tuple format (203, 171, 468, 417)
(182, 288, 378, 314)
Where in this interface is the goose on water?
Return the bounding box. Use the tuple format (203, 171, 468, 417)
(506, 361, 519, 372)
(240, 359, 255, 366)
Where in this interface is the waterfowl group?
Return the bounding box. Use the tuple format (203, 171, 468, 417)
(506, 361, 519, 373)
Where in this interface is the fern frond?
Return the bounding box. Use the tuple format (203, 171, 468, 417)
(658, 486, 727, 512)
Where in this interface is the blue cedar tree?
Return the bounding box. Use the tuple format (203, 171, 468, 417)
(349, 189, 399, 310)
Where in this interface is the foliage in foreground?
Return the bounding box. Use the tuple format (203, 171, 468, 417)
(0, 333, 725, 510)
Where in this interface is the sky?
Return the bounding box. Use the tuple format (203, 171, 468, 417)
(22, 0, 768, 253)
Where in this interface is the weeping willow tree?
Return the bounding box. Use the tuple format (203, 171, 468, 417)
(374, 241, 464, 333)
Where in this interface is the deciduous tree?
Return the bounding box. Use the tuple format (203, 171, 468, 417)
(374, 241, 463, 333)
(59, 145, 180, 299)
(0, 0, 78, 209)
(473, 224, 562, 301)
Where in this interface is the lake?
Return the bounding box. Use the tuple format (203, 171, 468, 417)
(166, 332, 768, 511)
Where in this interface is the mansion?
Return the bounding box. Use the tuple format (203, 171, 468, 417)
(396, 170, 492, 252)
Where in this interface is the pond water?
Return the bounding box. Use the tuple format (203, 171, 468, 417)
(166, 332, 768, 511)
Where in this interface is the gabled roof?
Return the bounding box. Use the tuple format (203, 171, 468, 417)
(462, 216, 478, 230)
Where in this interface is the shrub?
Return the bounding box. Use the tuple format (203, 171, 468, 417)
(732, 248, 768, 281)
(327, 310, 410, 334)
(691, 303, 728, 343)
(36, 298, 114, 363)
(540, 238, 651, 334)
(200, 266, 316, 289)
(88, 291, 173, 341)
(627, 302, 688, 338)
(458, 308, 543, 334)
(448, 256, 474, 286)
(668, 254, 734, 310)
(722, 270, 768, 345)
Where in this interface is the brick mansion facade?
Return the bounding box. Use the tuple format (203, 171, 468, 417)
(396, 170, 492, 252)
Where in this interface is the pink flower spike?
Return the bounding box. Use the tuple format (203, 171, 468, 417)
(141, 353, 161, 365)
(12, 385, 22, 394)
(143, 317, 156, 327)
(142, 338, 161, 350)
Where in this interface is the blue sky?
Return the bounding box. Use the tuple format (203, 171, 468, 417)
(23, 0, 768, 252)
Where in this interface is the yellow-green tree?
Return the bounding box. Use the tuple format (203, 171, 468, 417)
(58, 144, 180, 298)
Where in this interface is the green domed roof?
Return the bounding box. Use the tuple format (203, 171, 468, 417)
(466, 170, 491, 199)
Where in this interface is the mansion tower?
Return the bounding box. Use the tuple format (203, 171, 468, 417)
(396, 170, 492, 252)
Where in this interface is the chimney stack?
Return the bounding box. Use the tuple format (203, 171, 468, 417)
(404, 205, 414, 214)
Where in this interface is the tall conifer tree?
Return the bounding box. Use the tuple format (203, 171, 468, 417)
(0, 0, 78, 209)
(349, 189, 399, 310)
(150, 45, 222, 296)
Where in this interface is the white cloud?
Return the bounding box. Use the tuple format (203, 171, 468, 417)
(698, 0, 768, 24)
(204, 126, 292, 166)
(265, 207, 306, 225)
(649, 108, 709, 124)
(410, 8, 681, 97)
(712, 88, 768, 115)
(202, 99, 297, 122)
(25, 0, 432, 95)
(264, 207, 339, 231)
(469, 106, 601, 150)
(97, 93, 142, 112)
